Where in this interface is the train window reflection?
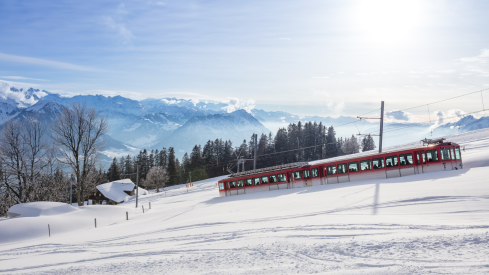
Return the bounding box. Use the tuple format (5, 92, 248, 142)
(338, 163, 347, 174)
(269, 175, 278, 183)
(277, 173, 286, 182)
(422, 151, 426, 164)
(399, 153, 413, 166)
(303, 170, 311, 178)
(440, 148, 451, 160)
(237, 180, 244, 187)
(360, 160, 371, 171)
(245, 178, 252, 186)
(294, 171, 302, 179)
(253, 177, 260, 185)
(426, 150, 439, 162)
(311, 168, 319, 177)
(219, 182, 224, 190)
(348, 162, 359, 172)
(327, 165, 337, 175)
(454, 148, 461, 160)
(385, 156, 398, 167)
(230, 181, 236, 188)
(450, 148, 455, 160)
(261, 176, 269, 184)
(372, 158, 384, 169)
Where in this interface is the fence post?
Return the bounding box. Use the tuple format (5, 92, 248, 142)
(149, 202, 151, 209)
(95, 218, 97, 228)
(126, 211, 128, 220)
(142, 205, 144, 213)
(48, 224, 50, 237)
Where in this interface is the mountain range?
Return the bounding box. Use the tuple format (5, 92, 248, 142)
(1, 81, 488, 165)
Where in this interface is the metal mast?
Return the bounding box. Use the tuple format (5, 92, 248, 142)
(379, 101, 384, 153)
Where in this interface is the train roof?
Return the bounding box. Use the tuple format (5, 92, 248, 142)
(223, 140, 459, 180)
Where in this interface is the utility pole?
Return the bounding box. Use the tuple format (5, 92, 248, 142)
(121, 165, 140, 208)
(379, 101, 384, 153)
(253, 134, 258, 170)
(356, 101, 385, 153)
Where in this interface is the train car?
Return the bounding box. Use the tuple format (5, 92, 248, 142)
(218, 138, 463, 197)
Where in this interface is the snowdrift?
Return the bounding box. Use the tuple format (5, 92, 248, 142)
(7, 202, 78, 218)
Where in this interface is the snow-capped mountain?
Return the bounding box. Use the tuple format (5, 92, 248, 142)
(154, 109, 271, 154)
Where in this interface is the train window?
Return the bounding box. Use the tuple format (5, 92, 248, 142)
(245, 178, 252, 186)
(338, 163, 347, 174)
(219, 182, 224, 190)
(327, 165, 337, 175)
(294, 171, 302, 179)
(311, 168, 319, 177)
(440, 148, 451, 160)
(253, 177, 260, 185)
(348, 162, 359, 172)
(360, 160, 371, 171)
(450, 148, 455, 160)
(303, 170, 311, 179)
(229, 181, 236, 188)
(426, 150, 439, 162)
(372, 158, 384, 169)
(261, 176, 269, 184)
(454, 148, 461, 160)
(277, 173, 286, 182)
(385, 155, 398, 167)
(399, 153, 413, 166)
(422, 151, 426, 164)
(269, 175, 278, 183)
(237, 180, 244, 187)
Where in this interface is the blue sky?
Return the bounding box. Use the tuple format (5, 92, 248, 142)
(1, 0, 489, 118)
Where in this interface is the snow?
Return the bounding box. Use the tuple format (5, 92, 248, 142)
(7, 202, 78, 218)
(0, 129, 489, 274)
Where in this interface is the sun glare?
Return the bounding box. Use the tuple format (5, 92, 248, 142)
(354, 0, 424, 45)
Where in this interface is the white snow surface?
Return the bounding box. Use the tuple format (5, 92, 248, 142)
(7, 202, 78, 218)
(1, 129, 489, 274)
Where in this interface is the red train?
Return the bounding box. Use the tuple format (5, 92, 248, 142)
(218, 139, 463, 197)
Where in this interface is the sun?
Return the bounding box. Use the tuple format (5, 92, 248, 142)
(353, 0, 424, 45)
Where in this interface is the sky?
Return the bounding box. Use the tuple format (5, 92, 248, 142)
(1, 0, 489, 119)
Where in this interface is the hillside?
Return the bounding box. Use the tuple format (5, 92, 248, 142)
(1, 128, 488, 274)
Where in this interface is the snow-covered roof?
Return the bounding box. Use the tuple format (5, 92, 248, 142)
(96, 179, 136, 203)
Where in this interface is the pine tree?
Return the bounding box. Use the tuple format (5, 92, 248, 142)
(107, 158, 120, 182)
(167, 147, 178, 185)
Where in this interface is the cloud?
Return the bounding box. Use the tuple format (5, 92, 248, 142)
(385, 110, 415, 123)
(0, 76, 48, 81)
(221, 97, 255, 113)
(430, 109, 467, 129)
(279, 38, 291, 41)
(102, 16, 134, 44)
(0, 81, 47, 107)
(459, 49, 489, 63)
(0, 53, 94, 71)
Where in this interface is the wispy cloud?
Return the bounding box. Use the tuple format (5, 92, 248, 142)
(385, 110, 416, 123)
(459, 49, 489, 63)
(102, 4, 134, 44)
(0, 53, 95, 71)
(0, 76, 48, 81)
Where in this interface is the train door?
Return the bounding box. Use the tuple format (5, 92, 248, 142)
(440, 147, 453, 171)
(236, 179, 246, 195)
(414, 150, 425, 174)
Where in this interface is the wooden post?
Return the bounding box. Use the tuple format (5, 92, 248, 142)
(48, 224, 50, 237)
(95, 218, 97, 228)
(126, 211, 128, 220)
(149, 202, 151, 209)
(142, 205, 144, 213)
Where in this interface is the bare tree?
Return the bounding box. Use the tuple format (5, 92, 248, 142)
(144, 166, 169, 192)
(51, 102, 108, 206)
(0, 116, 56, 206)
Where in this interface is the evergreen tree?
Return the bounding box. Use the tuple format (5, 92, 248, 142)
(107, 158, 120, 182)
(167, 147, 178, 185)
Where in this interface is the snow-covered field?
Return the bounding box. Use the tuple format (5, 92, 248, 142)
(1, 129, 489, 274)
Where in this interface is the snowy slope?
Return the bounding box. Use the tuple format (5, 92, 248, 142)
(1, 128, 489, 274)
